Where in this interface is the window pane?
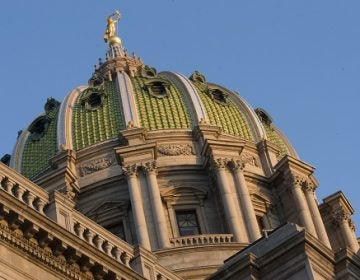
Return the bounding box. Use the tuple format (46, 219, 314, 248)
(176, 210, 200, 236)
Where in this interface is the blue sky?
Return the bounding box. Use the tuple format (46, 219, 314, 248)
(0, 1, 359, 234)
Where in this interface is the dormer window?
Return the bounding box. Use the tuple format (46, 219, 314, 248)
(88, 92, 102, 108)
(81, 90, 107, 111)
(141, 65, 157, 78)
(28, 116, 51, 141)
(210, 89, 228, 105)
(255, 108, 273, 125)
(44, 98, 60, 113)
(144, 79, 171, 98)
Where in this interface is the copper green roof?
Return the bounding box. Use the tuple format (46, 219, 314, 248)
(21, 108, 59, 179)
(72, 81, 126, 150)
(131, 76, 192, 130)
(192, 81, 253, 141)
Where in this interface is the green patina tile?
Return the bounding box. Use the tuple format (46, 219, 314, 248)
(192, 82, 253, 141)
(131, 76, 192, 130)
(21, 109, 59, 179)
(263, 123, 289, 157)
(72, 81, 126, 150)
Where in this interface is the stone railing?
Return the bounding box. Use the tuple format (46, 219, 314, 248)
(0, 163, 139, 279)
(0, 163, 49, 214)
(72, 211, 134, 267)
(170, 233, 234, 247)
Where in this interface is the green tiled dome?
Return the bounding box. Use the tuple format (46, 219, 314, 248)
(11, 58, 296, 179)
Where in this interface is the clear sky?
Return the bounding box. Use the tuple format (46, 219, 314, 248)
(1, 1, 359, 234)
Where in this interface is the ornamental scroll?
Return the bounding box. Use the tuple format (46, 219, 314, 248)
(157, 144, 195, 157)
(79, 156, 115, 177)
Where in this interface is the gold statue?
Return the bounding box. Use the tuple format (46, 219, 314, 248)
(104, 11, 121, 43)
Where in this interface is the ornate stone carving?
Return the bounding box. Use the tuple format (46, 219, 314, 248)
(0, 223, 93, 280)
(211, 158, 229, 170)
(301, 181, 316, 193)
(79, 156, 115, 177)
(240, 152, 260, 167)
(332, 206, 351, 225)
(121, 164, 138, 177)
(142, 161, 157, 173)
(157, 144, 194, 157)
(229, 159, 245, 171)
(59, 180, 77, 201)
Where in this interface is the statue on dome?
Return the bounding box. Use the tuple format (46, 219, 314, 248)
(103, 11, 121, 44)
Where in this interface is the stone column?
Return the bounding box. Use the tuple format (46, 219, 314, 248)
(212, 158, 246, 243)
(302, 183, 331, 248)
(123, 164, 151, 250)
(143, 161, 170, 249)
(231, 160, 261, 242)
(290, 176, 317, 237)
(332, 207, 359, 253)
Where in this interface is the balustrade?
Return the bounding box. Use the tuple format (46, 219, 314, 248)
(170, 233, 234, 247)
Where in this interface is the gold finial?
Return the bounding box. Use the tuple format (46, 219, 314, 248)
(103, 10, 122, 45)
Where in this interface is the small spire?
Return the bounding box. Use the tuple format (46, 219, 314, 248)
(103, 10, 122, 46)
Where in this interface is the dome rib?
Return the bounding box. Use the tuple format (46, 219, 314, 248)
(115, 72, 139, 127)
(228, 91, 267, 142)
(57, 86, 86, 150)
(159, 72, 208, 126)
(9, 130, 30, 173)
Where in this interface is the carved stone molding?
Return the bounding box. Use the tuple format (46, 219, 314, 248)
(240, 152, 260, 167)
(79, 156, 115, 177)
(157, 144, 194, 157)
(0, 223, 93, 280)
(121, 164, 138, 177)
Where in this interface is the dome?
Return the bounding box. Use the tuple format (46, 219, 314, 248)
(10, 43, 296, 179)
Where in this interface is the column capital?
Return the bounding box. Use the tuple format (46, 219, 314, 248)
(301, 180, 317, 193)
(229, 159, 245, 171)
(211, 157, 229, 170)
(122, 164, 138, 177)
(288, 174, 314, 190)
(141, 161, 157, 174)
(332, 206, 351, 225)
